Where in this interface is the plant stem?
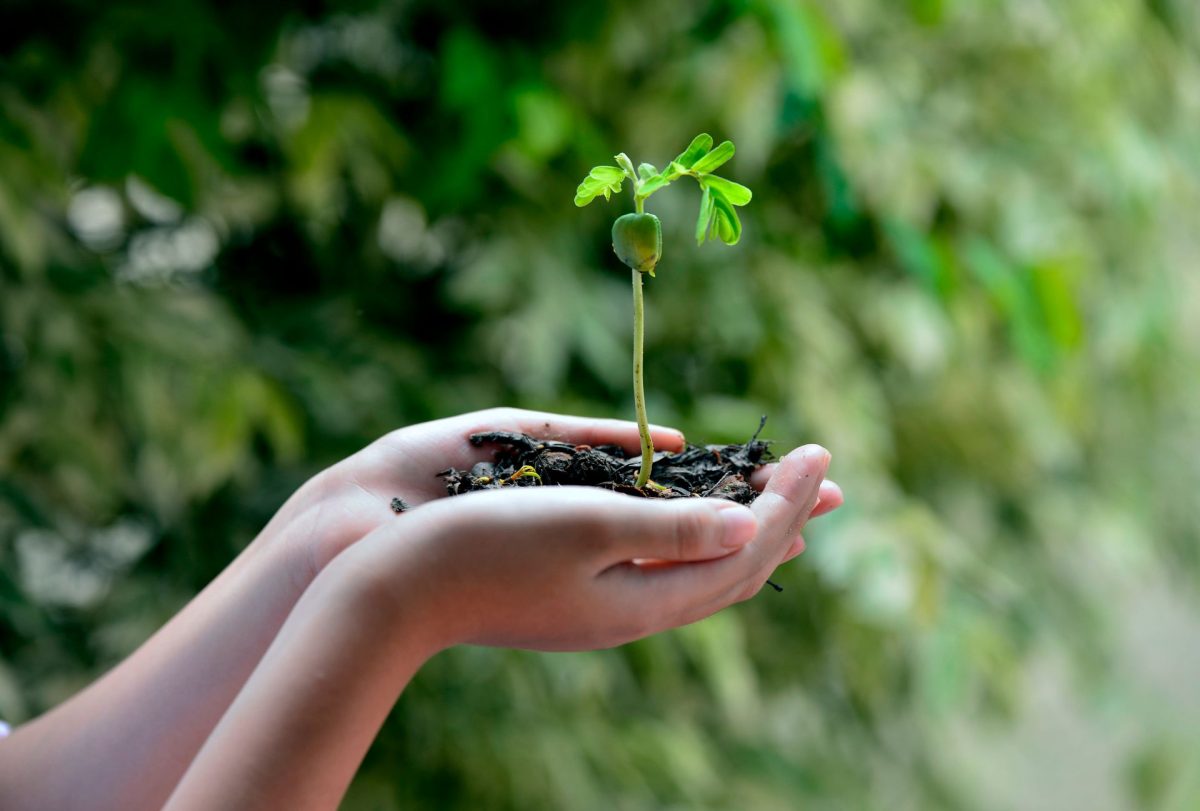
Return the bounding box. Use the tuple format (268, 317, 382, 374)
(629, 191, 654, 488)
(631, 267, 654, 488)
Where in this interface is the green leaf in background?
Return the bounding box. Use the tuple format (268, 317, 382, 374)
(573, 165, 625, 206)
(690, 140, 735, 174)
(637, 162, 659, 180)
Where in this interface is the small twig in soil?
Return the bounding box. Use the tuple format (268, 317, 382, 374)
(751, 414, 768, 444)
(702, 473, 735, 498)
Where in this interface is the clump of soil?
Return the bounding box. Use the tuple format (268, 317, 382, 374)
(438, 418, 774, 504)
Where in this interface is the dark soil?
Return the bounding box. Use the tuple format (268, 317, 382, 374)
(438, 417, 774, 504)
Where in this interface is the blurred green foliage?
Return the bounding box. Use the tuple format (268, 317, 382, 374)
(4, 0, 1200, 808)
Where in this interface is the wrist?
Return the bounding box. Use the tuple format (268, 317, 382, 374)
(316, 531, 453, 663)
(162, 537, 440, 811)
(250, 465, 395, 591)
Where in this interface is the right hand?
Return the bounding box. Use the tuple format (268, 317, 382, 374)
(334, 444, 834, 653)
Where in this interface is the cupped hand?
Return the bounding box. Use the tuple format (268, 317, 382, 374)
(337, 445, 833, 653)
(259, 408, 691, 579)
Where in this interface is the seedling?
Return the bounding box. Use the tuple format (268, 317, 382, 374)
(574, 134, 753, 488)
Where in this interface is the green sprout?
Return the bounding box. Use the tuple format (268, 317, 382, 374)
(506, 465, 543, 484)
(575, 133, 753, 488)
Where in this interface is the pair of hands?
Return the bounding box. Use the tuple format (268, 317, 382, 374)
(164, 407, 849, 810)
(0, 407, 841, 811)
(273, 408, 843, 654)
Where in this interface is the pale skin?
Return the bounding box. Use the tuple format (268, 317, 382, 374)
(0, 408, 842, 811)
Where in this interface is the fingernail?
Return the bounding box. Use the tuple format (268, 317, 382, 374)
(794, 444, 831, 467)
(715, 502, 757, 548)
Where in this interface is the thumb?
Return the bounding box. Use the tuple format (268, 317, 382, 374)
(603, 497, 758, 564)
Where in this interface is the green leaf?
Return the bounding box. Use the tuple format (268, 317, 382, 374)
(664, 161, 688, 180)
(696, 185, 715, 244)
(638, 174, 670, 198)
(711, 189, 743, 244)
(703, 174, 752, 206)
(690, 140, 735, 174)
(574, 165, 625, 206)
(637, 162, 659, 180)
(674, 133, 713, 169)
(614, 152, 636, 179)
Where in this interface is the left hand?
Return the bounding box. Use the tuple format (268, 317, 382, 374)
(259, 407, 687, 579)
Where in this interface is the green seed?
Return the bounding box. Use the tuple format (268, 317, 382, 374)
(611, 213, 662, 274)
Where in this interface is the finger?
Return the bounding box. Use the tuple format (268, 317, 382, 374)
(810, 481, 844, 518)
(692, 447, 826, 607)
(631, 480, 836, 569)
(634, 473, 837, 576)
(600, 448, 828, 623)
(648, 460, 833, 609)
(751, 476, 841, 517)
(772, 486, 838, 568)
(749, 464, 840, 500)
(748, 464, 775, 491)
(464, 408, 685, 456)
(748, 445, 829, 564)
(363, 408, 687, 501)
(781, 534, 805, 563)
(409, 408, 686, 472)
(413, 485, 755, 567)
(601, 497, 758, 564)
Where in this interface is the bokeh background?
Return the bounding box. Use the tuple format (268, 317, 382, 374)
(4, 0, 1200, 808)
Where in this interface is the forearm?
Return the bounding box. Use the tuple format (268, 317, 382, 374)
(0, 489, 334, 811)
(163, 552, 437, 811)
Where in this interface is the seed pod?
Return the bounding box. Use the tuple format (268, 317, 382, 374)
(611, 213, 662, 274)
